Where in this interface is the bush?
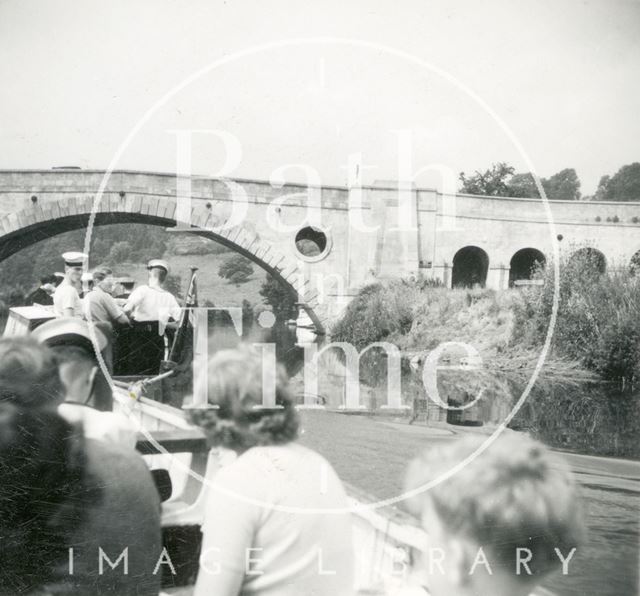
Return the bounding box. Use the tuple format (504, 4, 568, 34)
(105, 241, 133, 265)
(331, 282, 414, 350)
(218, 254, 254, 284)
(259, 275, 297, 321)
(164, 273, 184, 300)
(512, 248, 640, 384)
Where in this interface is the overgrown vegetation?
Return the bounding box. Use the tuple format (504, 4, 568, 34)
(513, 250, 640, 385)
(259, 275, 297, 321)
(218, 253, 254, 284)
(329, 263, 640, 456)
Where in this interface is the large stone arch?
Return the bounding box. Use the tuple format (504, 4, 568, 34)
(451, 245, 489, 289)
(0, 195, 327, 332)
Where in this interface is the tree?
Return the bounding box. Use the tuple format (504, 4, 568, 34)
(594, 175, 611, 201)
(458, 162, 515, 196)
(106, 241, 133, 265)
(542, 168, 581, 200)
(259, 275, 297, 320)
(164, 273, 183, 299)
(597, 163, 640, 201)
(218, 254, 254, 284)
(506, 173, 539, 198)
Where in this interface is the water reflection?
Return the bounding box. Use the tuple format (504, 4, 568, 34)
(357, 350, 640, 459)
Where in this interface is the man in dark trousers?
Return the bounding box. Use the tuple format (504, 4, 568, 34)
(122, 259, 181, 375)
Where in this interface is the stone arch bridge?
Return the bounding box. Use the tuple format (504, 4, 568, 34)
(1, 170, 639, 332)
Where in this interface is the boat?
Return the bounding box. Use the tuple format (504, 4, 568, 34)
(2, 274, 557, 595)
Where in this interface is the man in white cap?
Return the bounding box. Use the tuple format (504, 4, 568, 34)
(122, 259, 181, 375)
(53, 251, 87, 317)
(30, 317, 136, 446)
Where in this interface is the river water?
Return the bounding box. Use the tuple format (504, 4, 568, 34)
(207, 322, 640, 595)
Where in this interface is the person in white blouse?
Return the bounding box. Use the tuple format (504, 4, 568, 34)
(190, 347, 355, 596)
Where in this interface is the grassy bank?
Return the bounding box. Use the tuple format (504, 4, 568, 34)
(330, 280, 591, 380)
(326, 267, 640, 457)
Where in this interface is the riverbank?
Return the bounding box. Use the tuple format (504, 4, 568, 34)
(312, 278, 640, 458)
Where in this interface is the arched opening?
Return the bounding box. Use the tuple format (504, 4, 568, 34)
(452, 246, 489, 289)
(568, 247, 606, 276)
(629, 250, 640, 276)
(509, 248, 546, 286)
(0, 206, 323, 333)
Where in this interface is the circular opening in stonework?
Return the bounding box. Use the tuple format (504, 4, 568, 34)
(294, 226, 331, 261)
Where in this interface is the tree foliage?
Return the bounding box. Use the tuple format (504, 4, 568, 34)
(259, 275, 297, 320)
(218, 254, 254, 284)
(459, 163, 581, 200)
(504, 173, 538, 198)
(512, 249, 640, 384)
(594, 163, 640, 201)
(458, 162, 515, 196)
(542, 168, 581, 200)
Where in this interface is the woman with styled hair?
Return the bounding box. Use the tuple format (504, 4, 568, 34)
(191, 347, 354, 596)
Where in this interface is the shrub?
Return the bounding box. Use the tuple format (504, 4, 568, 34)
(218, 254, 254, 284)
(105, 241, 133, 265)
(512, 248, 640, 384)
(259, 275, 297, 320)
(595, 216, 601, 222)
(331, 282, 414, 350)
(612, 215, 620, 223)
(164, 273, 183, 300)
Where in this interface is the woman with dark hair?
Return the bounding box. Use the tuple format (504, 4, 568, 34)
(191, 347, 354, 596)
(0, 338, 163, 595)
(0, 402, 93, 594)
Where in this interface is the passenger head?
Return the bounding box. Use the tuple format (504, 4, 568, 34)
(0, 402, 92, 591)
(190, 347, 299, 452)
(147, 259, 169, 284)
(0, 337, 64, 408)
(32, 319, 111, 411)
(404, 433, 584, 596)
(93, 268, 115, 294)
(64, 264, 83, 285)
(148, 267, 167, 284)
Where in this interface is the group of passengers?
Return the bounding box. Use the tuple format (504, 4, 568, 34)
(0, 328, 584, 594)
(27, 251, 182, 376)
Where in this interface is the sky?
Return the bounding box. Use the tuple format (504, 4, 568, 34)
(0, 0, 638, 195)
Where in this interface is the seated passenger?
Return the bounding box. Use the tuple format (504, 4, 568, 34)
(190, 347, 354, 596)
(83, 269, 130, 373)
(0, 332, 136, 447)
(0, 402, 162, 596)
(403, 433, 585, 596)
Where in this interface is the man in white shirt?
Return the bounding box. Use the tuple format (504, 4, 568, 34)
(52, 251, 86, 317)
(122, 259, 182, 375)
